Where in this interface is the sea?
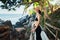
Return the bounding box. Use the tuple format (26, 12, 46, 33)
(0, 14, 23, 24)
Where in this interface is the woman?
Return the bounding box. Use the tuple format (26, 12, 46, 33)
(31, 7, 42, 40)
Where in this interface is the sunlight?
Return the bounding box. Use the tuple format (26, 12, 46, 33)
(49, 0, 60, 5)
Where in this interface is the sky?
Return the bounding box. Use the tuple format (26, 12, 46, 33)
(0, 5, 25, 14)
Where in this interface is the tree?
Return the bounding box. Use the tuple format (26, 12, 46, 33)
(0, 0, 40, 10)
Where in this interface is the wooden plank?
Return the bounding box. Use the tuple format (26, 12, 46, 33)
(45, 22, 60, 31)
(45, 26, 60, 40)
(55, 30, 58, 40)
(46, 26, 56, 37)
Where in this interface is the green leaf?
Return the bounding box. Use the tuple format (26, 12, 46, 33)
(29, 0, 32, 2)
(33, 2, 39, 8)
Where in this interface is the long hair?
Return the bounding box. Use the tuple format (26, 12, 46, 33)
(38, 10, 42, 15)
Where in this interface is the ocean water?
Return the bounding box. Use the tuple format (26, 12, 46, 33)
(0, 14, 23, 24)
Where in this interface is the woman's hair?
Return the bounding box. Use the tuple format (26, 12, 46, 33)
(35, 18, 38, 21)
(35, 10, 41, 21)
(38, 10, 42, 15)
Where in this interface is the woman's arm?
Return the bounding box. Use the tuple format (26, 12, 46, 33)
(34, 13, 41, 30)
(31, 13, 41, 32)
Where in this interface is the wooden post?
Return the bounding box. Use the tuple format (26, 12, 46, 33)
(55, 30, 58, 40)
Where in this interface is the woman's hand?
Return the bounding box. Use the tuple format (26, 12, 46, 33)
(31, 28, 35, 32)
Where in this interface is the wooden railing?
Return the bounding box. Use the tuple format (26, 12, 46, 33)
(45, 22, 60, 40)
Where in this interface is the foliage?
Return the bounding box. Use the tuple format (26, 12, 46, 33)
(50, 8, 60, 28)
(33, 2, 39, 8)
(0, 0, 41, 11)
